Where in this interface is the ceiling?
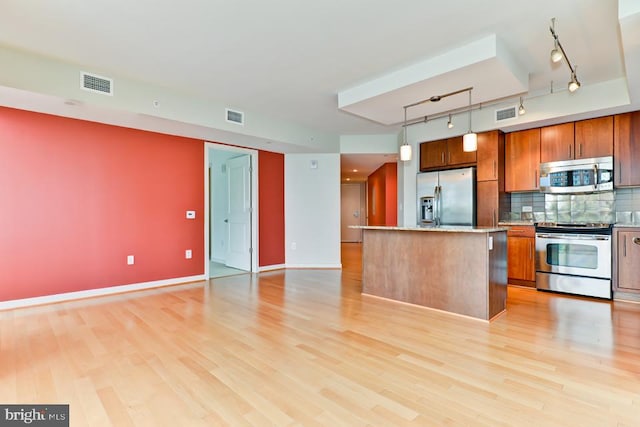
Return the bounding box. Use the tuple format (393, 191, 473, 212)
(0, 0, 637, 179)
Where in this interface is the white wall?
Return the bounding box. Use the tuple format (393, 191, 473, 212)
(285, 153, 341, 268)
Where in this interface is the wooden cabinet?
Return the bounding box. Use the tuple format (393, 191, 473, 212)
(614, 228, 640, 293)
(420, 139, 447, 169)
(614, 112, 640, 187)
(477, 130, 499, 181)
(420, 136, 476, 171)
(540, 123, 575, 163)
(477, 181, 499, 226)
(507, 225, 536, 286)
(575, 116, 613, 159)
(447, 136, 477, 166)
(476, 131, 509, 227)
(505, 128, 540, 192)
(540, 118, 613, 163)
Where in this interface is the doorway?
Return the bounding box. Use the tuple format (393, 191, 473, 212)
(205, 143, 258, 279)
(341, 182, 365, 242)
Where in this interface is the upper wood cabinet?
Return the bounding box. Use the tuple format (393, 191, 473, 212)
(540, 118, 613, 163)
(420, 139, 447, 170)
(614, 112, 640, 187)
(540, 123, 575, 163)
(419, 136, 476, 171)
(476, 130, 501, 181)
(505, 128, 540, 192)
(575, 116, 613, 159)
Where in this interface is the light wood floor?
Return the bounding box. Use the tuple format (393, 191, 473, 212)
(1, 243, 639, 426)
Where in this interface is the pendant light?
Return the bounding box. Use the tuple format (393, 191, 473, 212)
(399, 106, 412, 161)
(518, 97, 526, 115)
(463, 89, 477, 152)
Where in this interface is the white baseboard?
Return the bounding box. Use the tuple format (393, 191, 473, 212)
(0, 274, 206, 310)
(285, 263, 342, 269)
(258, 263, 286, 272)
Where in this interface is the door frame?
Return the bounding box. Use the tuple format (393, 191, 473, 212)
(204, 142, 259, 279)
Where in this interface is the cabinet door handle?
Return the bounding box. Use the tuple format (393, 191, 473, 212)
(448, 151, 451, 164)
(441, 152, 445, 164)
(568, 144, 572, 158)
(529, 240, 532, 259)
(578, 143, 583, 158)
(534, 169, 538, 189)
(624, 235, 627, 257)
(493, 160, 497, 179)
(493, 209, 496, 227)
(619, 161, 622, 183)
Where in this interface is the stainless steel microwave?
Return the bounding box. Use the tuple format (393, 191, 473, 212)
(539, 156, 613, 193)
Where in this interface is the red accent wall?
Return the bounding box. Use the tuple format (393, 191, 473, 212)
(367, 162, 397, 226)
(258, 150, 285, 266)
(0, 107, 205, 301)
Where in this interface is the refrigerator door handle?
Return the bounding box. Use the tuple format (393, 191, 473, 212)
(435, 186, 441, 225)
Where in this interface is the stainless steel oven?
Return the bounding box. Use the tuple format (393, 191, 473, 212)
(535, 223, 612, 299)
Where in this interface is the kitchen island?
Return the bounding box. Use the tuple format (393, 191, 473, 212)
(356, 225, 508, 321)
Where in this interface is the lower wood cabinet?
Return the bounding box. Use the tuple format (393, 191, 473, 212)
(477, 181, 499, 226)
(507, 225, 535, 287)
(614, 228, 640, 293)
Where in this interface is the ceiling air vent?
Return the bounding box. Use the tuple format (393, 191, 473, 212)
(80, 72, 113, 96)
(495, 105, 517, 123)
(225, 108, 244, 125)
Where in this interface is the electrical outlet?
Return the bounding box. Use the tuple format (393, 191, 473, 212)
(186, 210, 196, 219)
(127, 255, 134, 265)
(185, 249, 192, 259)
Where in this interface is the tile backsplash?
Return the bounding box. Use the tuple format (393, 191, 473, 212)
(504, 188, 640, 224)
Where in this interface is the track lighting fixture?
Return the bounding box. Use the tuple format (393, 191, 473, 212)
(447, 114, 453, 129)
(518, 97, 526, 115)
(549, 18, 581, 92)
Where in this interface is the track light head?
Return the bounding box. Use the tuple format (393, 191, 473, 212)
(568, 68, 580, 92)
(550, 40, 563, 63)
(447, 114, 453, 129)
(518, 97, 526, 115)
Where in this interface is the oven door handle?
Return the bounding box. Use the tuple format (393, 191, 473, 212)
(593, 164, 599, 190)
(536, 233, 605, 241)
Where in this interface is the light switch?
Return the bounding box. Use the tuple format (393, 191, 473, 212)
(127, 255, 134, 265)
(185, 249, 192, 259)
(186, 210, 196, 219)
(488, 236, 493, 251)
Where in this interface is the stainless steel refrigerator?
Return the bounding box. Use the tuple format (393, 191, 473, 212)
(416, 167, 476, 226)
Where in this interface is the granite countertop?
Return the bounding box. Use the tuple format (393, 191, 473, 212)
(351, 225, 508, 233)
(498, 221, 535, 226)
(614, 223, 640, 228)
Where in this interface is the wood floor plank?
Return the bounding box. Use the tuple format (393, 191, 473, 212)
(1, 242, 640, 426)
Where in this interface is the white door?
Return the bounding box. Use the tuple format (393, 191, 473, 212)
(225, 155, 251, 270)
(341, 183, 363, 242)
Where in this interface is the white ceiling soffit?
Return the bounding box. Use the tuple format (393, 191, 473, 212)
(338, 34, 528, 125)
(619, 0, 640, 103)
